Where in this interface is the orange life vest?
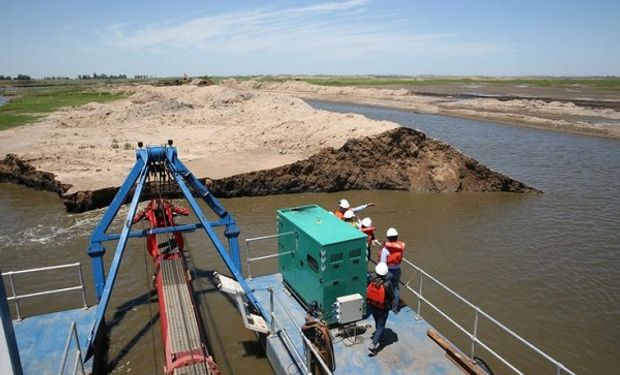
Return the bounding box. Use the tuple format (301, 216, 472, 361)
(361, 226, 376, 244)
(381, 240, 405, 266)
(334, 210, 345, 219)
(366, 281, 386, 309)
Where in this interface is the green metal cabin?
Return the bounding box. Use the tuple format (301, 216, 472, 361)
(277, 205, 368, 324)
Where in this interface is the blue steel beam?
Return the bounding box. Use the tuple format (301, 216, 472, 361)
(171, 157, 243, 270)
(85, 161, 149, 360)
(87, 157, 146, 299)
(97, 217, 233, 242)
(100, 223, 201, 241)
(169, 156, 228, 218)
(168, 158, 266, 317)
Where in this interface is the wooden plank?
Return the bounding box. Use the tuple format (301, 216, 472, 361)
(427, 328, 489, 375)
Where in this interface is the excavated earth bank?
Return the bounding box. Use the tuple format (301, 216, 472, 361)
(1, 127, 538, 213)
(0, 84, 538, 213)
(209, 127, 537, 196)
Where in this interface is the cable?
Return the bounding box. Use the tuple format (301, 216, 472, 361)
(141, 218, 160, 375)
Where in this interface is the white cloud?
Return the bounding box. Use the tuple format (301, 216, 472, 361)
(99, 0, 508, 75)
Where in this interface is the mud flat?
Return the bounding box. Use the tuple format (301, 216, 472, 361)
(224, 80, 620, 139)
(0, 84, 538, 212)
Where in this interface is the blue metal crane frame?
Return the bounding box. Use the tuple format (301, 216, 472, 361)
(84, 143, 264, 359)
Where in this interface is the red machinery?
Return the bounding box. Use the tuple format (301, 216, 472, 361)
(134, 199, 220, 375)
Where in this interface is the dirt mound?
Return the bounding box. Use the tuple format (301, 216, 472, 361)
(0, 127, 538, 212)
(0, 83, 539, 212)
(209, 127, 538, 197)
(0, 84, 396, 193)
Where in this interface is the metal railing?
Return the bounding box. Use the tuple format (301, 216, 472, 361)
(2, 263, 88, 320)
(399, 257, 577, 375)
(266, 287, 333, 375)
(245, 232, 578, 375)
(245, 231, 296, 279)
(57, 321, 86, 375)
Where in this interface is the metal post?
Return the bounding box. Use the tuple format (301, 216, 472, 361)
(269, 288, 275, 335)
(246, 242, 253, 280)
(471, 308, 479, 359)
(77, 265, 88, 309)
(58, 321, 75, 375)
(8, 274, 20, 321)
(416, 273, 423, 320)
(0, 271, 23, 375)
(72, 349, 85, 375)
(303, 339, 312, 373)
(73, 323, 83, 368)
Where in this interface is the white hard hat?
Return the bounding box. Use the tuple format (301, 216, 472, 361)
(375, 262, 389, 276)
(343, 209, 354, 219)
(339, 199, 350, 209)
(386, 227, 398, 237)
(361, 217, 372, 227)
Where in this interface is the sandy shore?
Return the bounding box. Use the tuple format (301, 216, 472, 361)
(223, 80, 620, 139)
(0, 84, 397, 194)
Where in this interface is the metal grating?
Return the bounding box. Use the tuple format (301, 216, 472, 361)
(161, 258, 203, 355)
(173, 363, 210, 375)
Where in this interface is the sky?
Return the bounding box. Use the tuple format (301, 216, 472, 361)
(1, 0, 619, 77)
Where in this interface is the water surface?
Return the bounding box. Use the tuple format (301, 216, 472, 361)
(1, 101, 619, 374)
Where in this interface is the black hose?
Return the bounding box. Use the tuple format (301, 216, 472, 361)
(474, 356, 494, 375)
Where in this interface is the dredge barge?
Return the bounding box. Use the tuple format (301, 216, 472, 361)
(1, 143, 578, 375)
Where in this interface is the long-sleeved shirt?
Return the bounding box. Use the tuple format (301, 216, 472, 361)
(380, 247, 401, 270)
(351, 203, 372, 214)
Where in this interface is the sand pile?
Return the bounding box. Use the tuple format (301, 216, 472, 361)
(223, 79, 620, 138)
(0, 84, 396, 194)
(1, 83, 541, 212)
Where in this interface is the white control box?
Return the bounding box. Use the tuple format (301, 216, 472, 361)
(335, 293, 364, 324)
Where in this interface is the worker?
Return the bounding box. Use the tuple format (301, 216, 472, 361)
(333, 199, 375, 219)
(359, 217, 381, 260)
(379, 227, 405, 313)
(366, 262, 394, 356)
(343, 209, 360, 228)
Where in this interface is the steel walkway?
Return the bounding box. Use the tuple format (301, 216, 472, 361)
(161, 257, 208, 375)
(248, 273, 464, 375)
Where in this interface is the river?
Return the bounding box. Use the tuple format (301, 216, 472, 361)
(1, 101, 619, 374)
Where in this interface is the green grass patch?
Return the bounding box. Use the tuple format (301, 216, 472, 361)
(0, 114, 42, 130)
(0, 88, 127, 130)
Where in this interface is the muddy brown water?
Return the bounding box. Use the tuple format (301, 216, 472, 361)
(1, 101, 619, 374)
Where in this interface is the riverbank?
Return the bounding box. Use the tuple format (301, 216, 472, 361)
(223, 79, 620, 139)
(0, 84, 537, 212)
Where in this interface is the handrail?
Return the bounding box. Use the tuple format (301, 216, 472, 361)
(2, 263, 88, 320)
(245, 231, 296, 279)
(399, 256, 577, 375)
(267, 287, 333, 375)
(57, 321, 86, 375)
(245, 234, 575, 374)
(266, 288, 308, 374)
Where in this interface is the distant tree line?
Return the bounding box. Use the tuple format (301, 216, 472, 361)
(43, 76, 71, 80)
(1, 73, 159, 81)
(78, 73, 128, 80)
(0, 74, 31, 80)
